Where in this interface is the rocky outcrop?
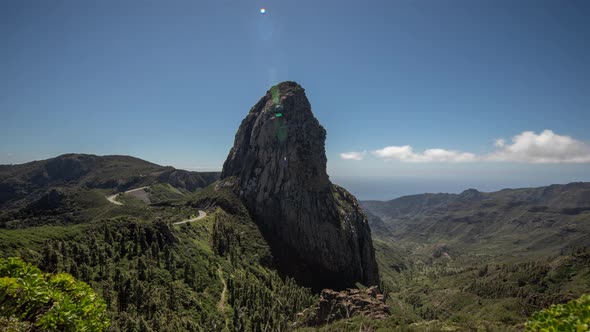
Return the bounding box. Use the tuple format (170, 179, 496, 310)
(221, 81, 379, 290)
(297, 287, 389, 326)
(158, 169, 220, 191)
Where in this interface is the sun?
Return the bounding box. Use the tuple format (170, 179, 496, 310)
(260, 8, 266, 15)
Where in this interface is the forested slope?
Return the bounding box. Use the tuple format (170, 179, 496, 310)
(0, 181, 315, 331)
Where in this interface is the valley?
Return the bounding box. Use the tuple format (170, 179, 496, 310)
(348, 184, 590, 330)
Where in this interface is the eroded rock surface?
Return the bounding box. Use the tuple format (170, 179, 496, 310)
(297, 286, 390, 326)
(221, 81, 379, 290)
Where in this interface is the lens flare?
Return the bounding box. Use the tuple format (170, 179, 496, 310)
(260, 8, 266, 14)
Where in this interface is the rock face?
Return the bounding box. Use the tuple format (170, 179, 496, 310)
(157, 169, 220, 191)
(297, 287, 389, 326)
(222, 81, 379, 290)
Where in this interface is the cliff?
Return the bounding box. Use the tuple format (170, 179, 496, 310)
(222, 81, 379, 290)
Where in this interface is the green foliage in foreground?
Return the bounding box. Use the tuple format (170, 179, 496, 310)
(525, 293, 590, 332)
(0, 257, 109, 331)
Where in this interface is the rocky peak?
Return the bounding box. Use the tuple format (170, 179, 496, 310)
(458, 188, 484, 201)
(222, 81, 379, 290)
(222, 81, 330, 191)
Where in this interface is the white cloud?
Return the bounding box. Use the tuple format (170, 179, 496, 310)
(373, 145, 476, 162)
(340, 151, 366, 161)
(362, 130, 590, 164)
(488, 130, 590, 163)
(372, 145, 413, 160)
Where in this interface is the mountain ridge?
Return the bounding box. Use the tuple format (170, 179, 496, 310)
(0, 153, 220, 207)
(361, 181, 590, 258)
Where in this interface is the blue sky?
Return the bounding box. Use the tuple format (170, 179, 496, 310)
(1, 0, 589, 198)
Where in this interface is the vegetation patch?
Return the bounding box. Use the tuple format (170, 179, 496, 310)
(525, 293, 589, 331)
(0, 257, 109, 331)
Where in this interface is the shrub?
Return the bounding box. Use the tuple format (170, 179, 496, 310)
(0, 257, 109, 331)
(525, 294, 589, 331)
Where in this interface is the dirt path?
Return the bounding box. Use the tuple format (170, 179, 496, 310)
(172, 210, 207, 225)
(105, 186, 149, 206)
(105, 193, 123, 205)
(217, 266, 227, 312)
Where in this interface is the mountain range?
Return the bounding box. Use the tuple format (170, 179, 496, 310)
(362, 183, 590, 258)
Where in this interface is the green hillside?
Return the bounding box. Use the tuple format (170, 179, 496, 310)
(0, 180, 315, 331)
(0, 153, 219, 207)
(0, 154, 220, 228)
(362, 183, 590, 258)
(341, 183, 590, 330)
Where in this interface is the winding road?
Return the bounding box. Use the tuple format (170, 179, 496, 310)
(105, 186, 149, 206)
(105, 193, 123, 206)
(172, 210, 207, 225)
(105, 186, 207, 224)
